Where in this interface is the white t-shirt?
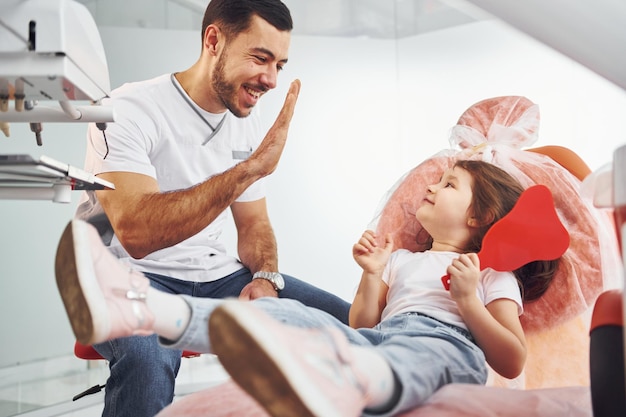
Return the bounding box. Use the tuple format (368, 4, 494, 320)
(76, 73, 266, 282)
(381, 249, 524, 330)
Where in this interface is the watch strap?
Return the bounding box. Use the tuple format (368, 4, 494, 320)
(252, 271, 283, 291)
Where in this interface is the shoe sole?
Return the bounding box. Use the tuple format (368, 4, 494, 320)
(209, 301, 343, 417)
(55, 220, 107, 345)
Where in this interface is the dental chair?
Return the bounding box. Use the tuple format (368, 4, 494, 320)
(154, 96, 623, 417)
(588, 144, 626, 417)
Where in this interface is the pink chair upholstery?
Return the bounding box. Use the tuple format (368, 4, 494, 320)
(156, 378, 593, 417)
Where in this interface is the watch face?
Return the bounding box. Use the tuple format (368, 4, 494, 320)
(273, 273, 285, 290)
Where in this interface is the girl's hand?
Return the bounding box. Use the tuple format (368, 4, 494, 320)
(352, 230, 393, 274)
(447, 253, 481, 301)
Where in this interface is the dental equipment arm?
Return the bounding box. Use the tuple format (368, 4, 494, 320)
(0, 0, 115, 202)
(0, 0, 115, 145)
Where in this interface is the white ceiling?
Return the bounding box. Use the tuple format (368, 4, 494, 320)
(74, 0, 626, 90)
(75, 0, 488, 39)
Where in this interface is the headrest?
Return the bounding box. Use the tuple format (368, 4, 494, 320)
(451, 95, 540, 150)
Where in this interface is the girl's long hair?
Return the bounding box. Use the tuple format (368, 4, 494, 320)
(456, 160, 559, 302)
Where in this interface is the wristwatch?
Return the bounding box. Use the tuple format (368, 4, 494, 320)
(252, 271, 285, 292)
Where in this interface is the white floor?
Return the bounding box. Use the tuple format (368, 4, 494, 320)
(0, 353, 229, 417)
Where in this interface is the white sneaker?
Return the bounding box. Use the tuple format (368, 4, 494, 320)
(208, 300, 368, 417)
(54, 219, 154, 345)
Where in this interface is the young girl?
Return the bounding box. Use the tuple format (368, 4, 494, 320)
(55, 160, 558, 417)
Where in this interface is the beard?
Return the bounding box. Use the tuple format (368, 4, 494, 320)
(212, 48, 250, 118)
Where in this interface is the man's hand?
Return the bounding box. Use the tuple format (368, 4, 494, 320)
(247, 79, 301, 178)
(239, 278, 278, 300)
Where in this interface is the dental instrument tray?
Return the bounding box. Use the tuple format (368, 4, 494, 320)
(0, 153, 114, 202)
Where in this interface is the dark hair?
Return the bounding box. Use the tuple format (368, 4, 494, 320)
(201, 0, 293, 42)
(454, 159, 559, 302)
